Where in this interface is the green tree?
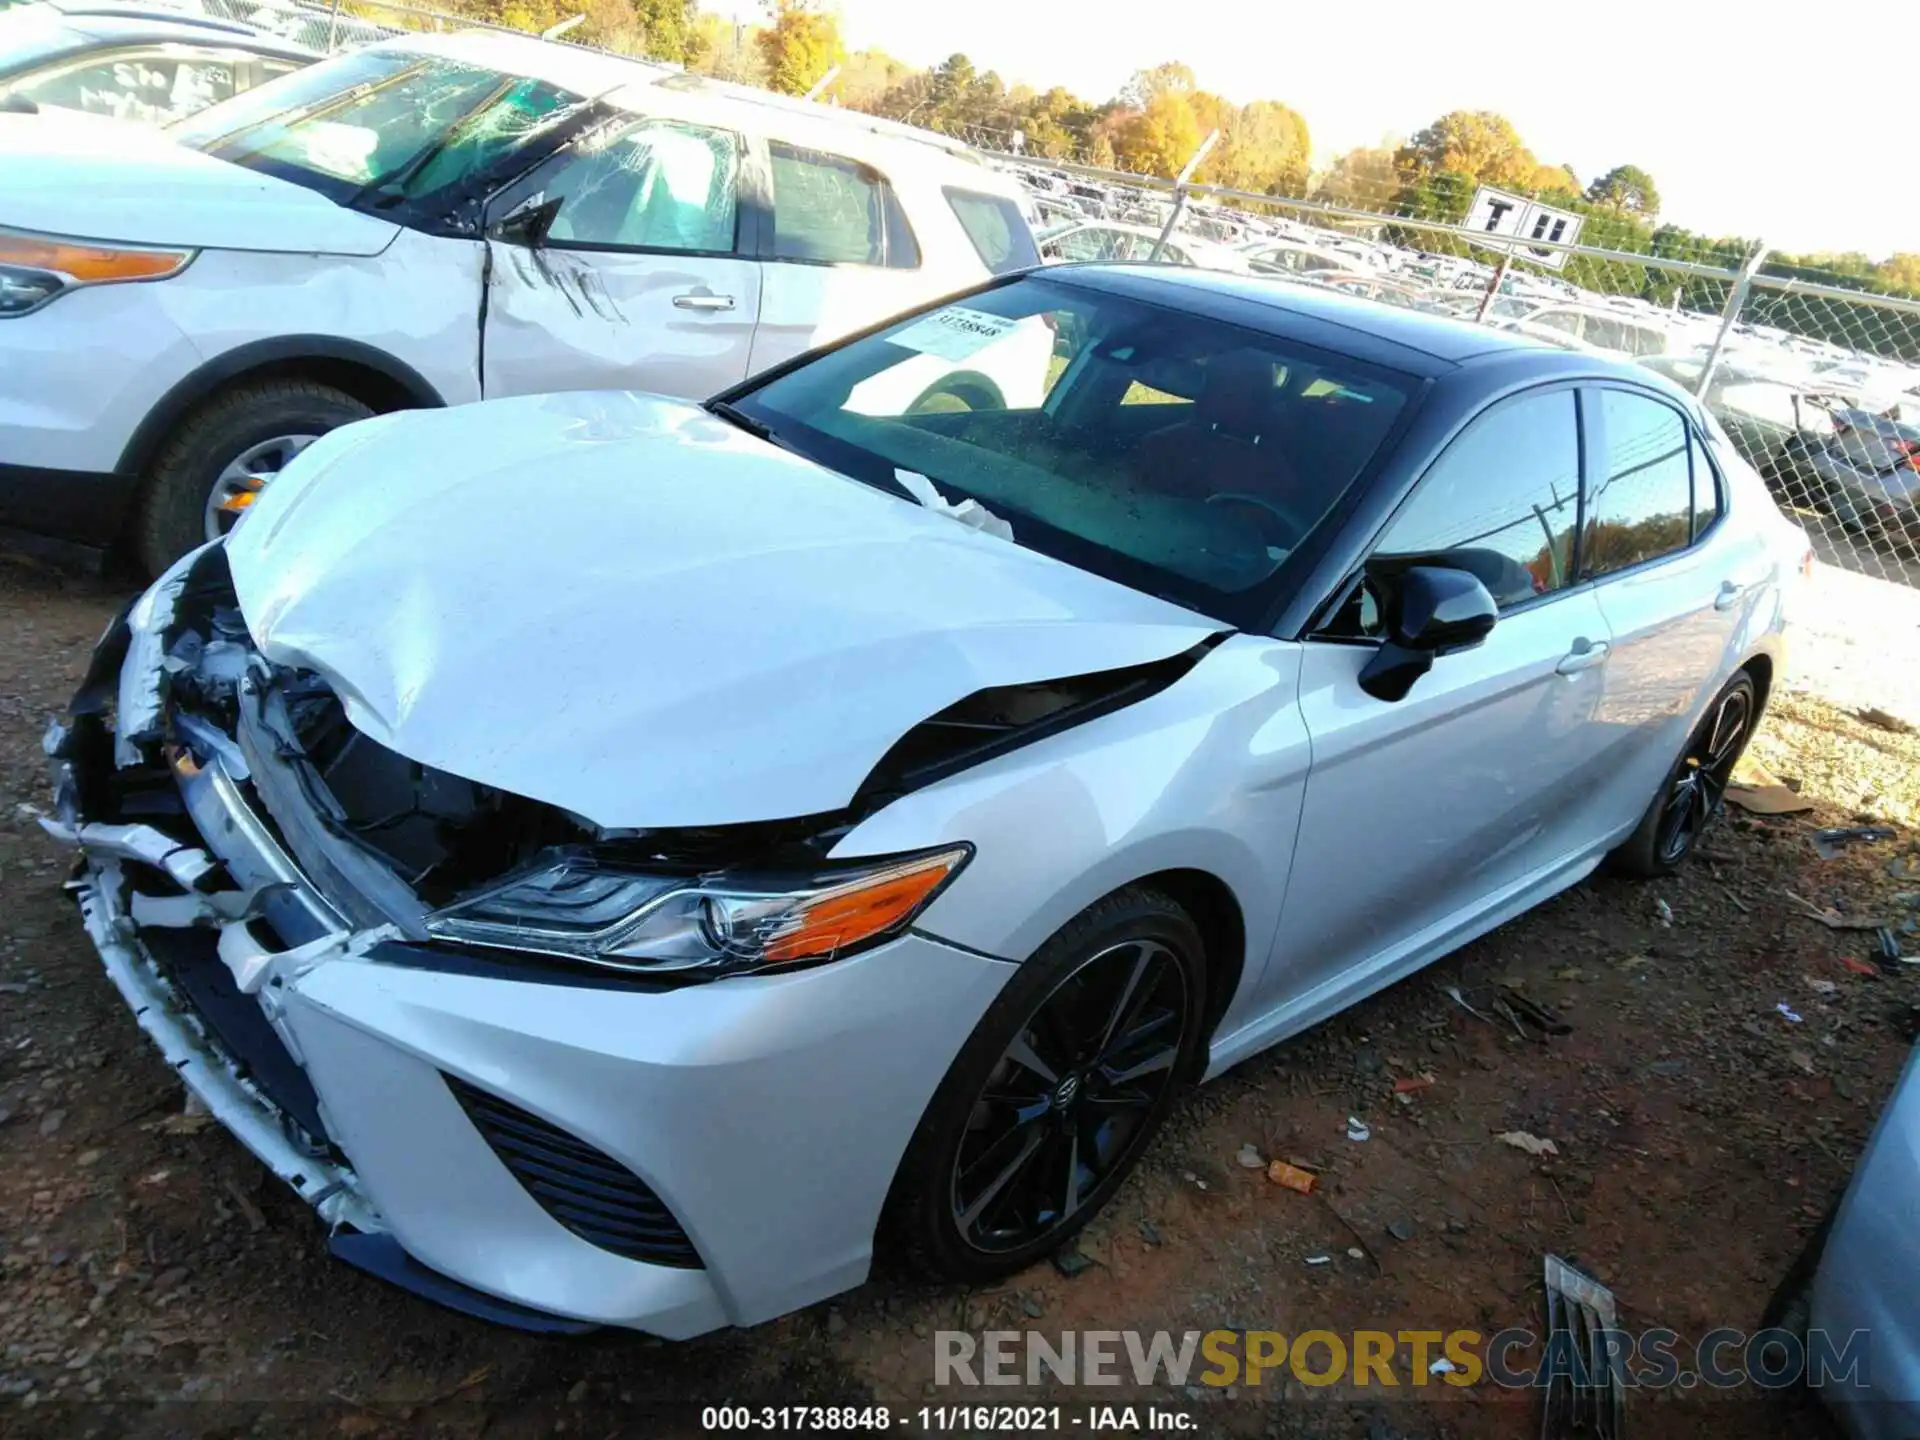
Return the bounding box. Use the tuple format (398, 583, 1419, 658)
(755, 0, 842, 96)
(1585, 164, 1661, 218)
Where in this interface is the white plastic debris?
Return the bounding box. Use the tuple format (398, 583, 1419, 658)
(1346, 1116, 1371, 1143)
(1429, 1358, 1457, 1376)
(1776, 1002, 1804, 1024)
(1304, 1254, 1331, 1266)
(1495, 1130, 1560, 1157)
(1655, 898, 1675, 927)
(894, 469, 1015, 542)
(1235, 1143, 1264, 1169)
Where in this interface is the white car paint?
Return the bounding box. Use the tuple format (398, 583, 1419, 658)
(225, 390, 1223, 828)
(49, 269, 1805, 1345)
(0, 110, 398, 255)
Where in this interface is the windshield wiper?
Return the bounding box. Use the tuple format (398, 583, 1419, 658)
(706, 399, 775, 443)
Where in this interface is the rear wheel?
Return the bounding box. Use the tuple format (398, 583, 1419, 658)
(136, 379, 373, 576)
(884, 887, 1208, 1283)
(1611, 671, 1758, 877)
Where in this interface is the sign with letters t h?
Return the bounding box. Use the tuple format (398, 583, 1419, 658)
(1464, 185, 1584, 271)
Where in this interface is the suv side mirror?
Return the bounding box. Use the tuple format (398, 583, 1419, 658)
(493, 195, 561, 249)
(1358, 565, 1498, 702)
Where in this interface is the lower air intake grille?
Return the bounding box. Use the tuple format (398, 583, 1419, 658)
(444, 1075, 702, 1269)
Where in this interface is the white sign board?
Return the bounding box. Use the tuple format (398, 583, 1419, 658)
(1464, 185, 1584, 271)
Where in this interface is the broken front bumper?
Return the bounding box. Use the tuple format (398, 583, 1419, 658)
(46, 547, 1014, 1337)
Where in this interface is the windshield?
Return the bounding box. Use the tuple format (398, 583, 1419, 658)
(729, 275, 1418, 626)
(171, 48, 585, 206)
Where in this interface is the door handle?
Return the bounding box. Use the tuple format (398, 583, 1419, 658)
(1555, 640, 1610, 675)
(1713, 580, 1747, 611)
(672, 291, 735, 311)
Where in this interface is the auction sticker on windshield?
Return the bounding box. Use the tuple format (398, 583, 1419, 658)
(887, 306, 1020, 361)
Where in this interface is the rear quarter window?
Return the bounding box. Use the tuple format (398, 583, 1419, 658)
(943, 187, 1039, 275)
(768, 141, 918, 269)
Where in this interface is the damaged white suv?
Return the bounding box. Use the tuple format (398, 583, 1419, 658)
(0, 29, 1038, 573)
(48, 268, 1802, 1337)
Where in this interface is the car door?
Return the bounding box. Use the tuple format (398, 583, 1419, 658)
(481, 114, 764, 402)
(1579, 385, 1751, 835)
(745, 140, 931, 375)
(1270, 387, 1620, 1005)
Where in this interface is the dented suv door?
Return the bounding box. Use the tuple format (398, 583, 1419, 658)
(480, 115, 763, 402)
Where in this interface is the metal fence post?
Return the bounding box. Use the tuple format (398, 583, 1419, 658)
(326, 0, 341, 51)
(1149, 130, 1220, 262)
(1474, 247, 1515, 323)
(1695, 242, 1770, 400)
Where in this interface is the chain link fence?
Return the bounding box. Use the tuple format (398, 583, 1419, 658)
(984, 150, 1920, 588)
(195, 0, 553, 56)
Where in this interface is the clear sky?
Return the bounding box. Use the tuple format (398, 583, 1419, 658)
(725, 0, 1920, 260)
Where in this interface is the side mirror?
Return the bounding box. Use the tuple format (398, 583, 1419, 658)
(1358, 565, 1498, 702)
(493, 195, 561, 249)
(0, 92, 38, 114)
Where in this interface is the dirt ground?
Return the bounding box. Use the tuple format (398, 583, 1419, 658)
(3, 556, 1918, 1440)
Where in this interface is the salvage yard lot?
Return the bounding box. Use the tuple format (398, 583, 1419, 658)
(1, 557, 1917, 1439)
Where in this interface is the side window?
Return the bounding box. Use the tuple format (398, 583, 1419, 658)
(944, 188, 1039, 275)
(1688, 433, 1722, 539)
(1047, 227, 1127, 262)
(1583, 390, 1694, 577)
(15, 48, 241, 122)
(768, 142, 918, 268)
(533, 119, 740, 254)
(1363, 390, 1582, 618)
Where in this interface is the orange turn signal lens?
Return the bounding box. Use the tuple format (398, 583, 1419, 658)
(0, 231, 193, 285)
(760, 848, 969, 963)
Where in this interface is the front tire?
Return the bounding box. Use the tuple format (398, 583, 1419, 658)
(135, 379, 373, 576)
(883, 887, 1209, 1284)
(1611, 670, 1758, 877)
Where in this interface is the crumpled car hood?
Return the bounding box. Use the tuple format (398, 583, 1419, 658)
(225, 391, 1225, 828)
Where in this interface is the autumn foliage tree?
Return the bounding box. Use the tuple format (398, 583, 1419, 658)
(755, 0, 841, 96)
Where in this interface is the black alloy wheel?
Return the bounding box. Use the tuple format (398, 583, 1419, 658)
(885, 887, 1208, 1282)
(1654, 680, 1754, 865)
(951, 937, 1188, 1253)
(1612, 670, 1759, 877)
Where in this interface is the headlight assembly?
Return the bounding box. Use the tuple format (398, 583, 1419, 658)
(0, 230, 195, 318)
(424, 844, 972, 976)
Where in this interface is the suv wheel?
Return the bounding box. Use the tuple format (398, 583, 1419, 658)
(136, 379, 373, 576)
(884, 887, 1208, 1284)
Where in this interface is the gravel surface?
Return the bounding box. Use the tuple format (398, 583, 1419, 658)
(2, 555, 1917, 1439)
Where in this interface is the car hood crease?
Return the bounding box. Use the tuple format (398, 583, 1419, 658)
(224, 391, 1226, 829)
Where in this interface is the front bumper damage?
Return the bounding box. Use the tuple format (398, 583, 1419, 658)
(44, 544, 1014, 1337)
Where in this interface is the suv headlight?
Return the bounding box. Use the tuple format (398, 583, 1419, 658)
(0, 230, 195, 318)
(425, 845, 972, 975)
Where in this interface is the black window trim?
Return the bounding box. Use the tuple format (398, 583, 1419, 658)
(482, 112, 755, 261)
(758, 137, 921, 272)
(1576, 380, 1720, 590)
(1306, 378, 1590, 643)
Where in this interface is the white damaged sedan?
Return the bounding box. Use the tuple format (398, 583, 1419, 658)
(47, 266, 1808, 1335)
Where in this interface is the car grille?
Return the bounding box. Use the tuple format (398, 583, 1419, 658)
(443, 1076, 703, 1269)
